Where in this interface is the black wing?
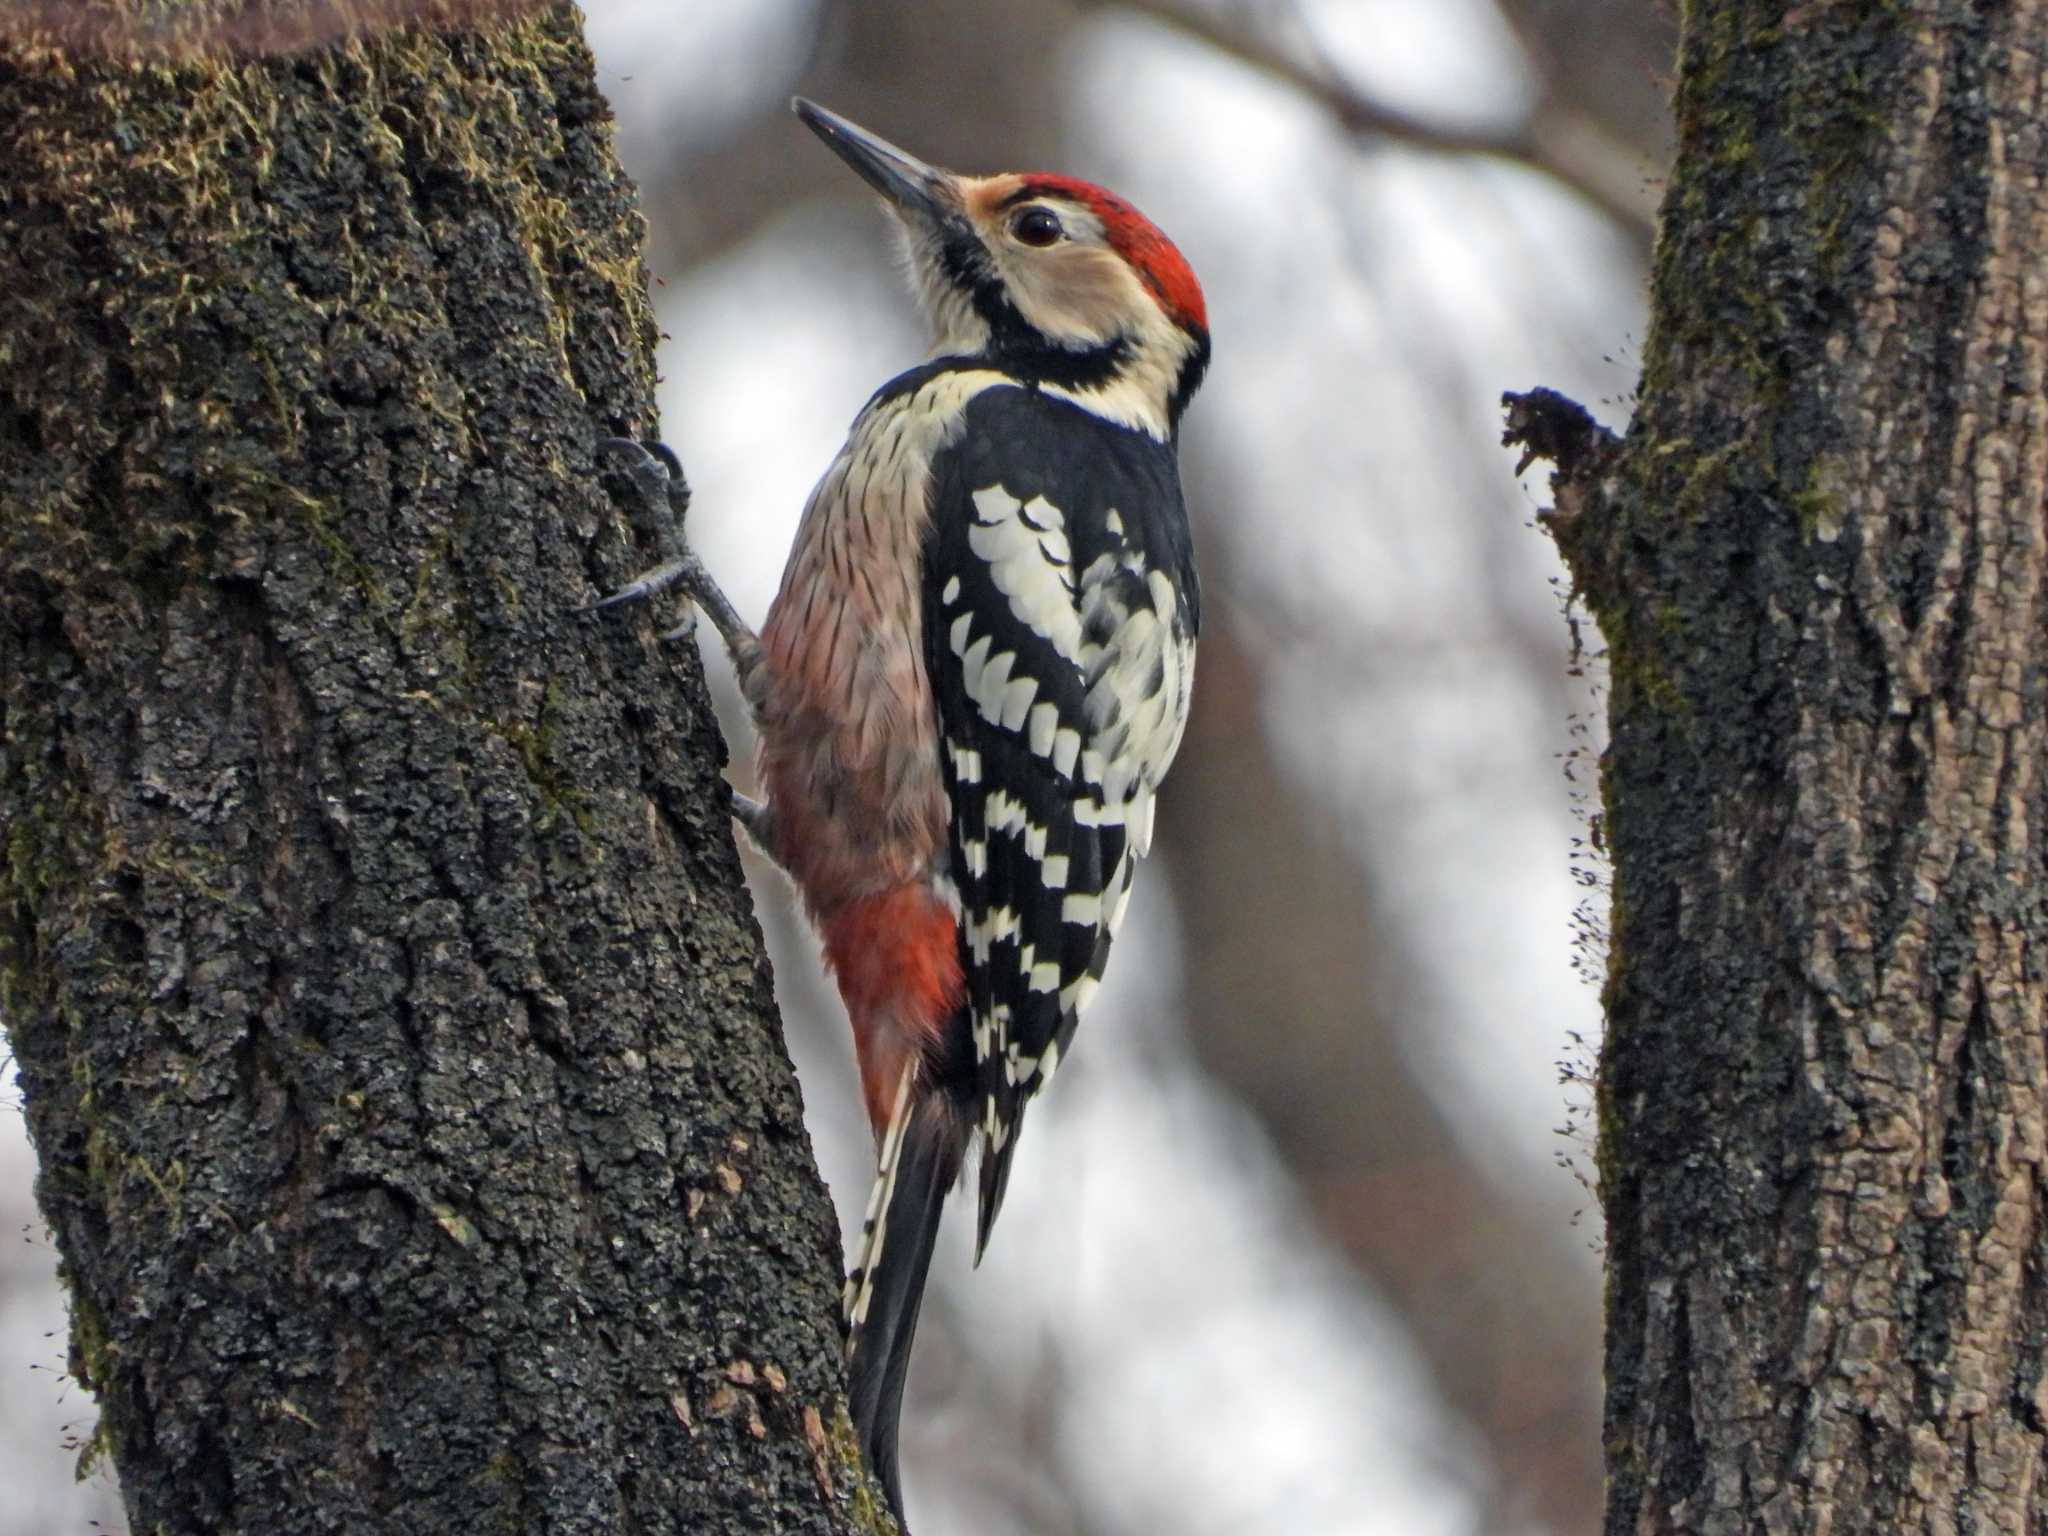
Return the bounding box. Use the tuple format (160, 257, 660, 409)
(923, 384, 1198, 1256)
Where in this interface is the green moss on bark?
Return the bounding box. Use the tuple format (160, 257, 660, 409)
(1, 7, 888, 1531)
(1526, 4, 2048, 1532)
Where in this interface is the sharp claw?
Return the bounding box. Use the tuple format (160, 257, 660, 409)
(589, 435, 712, 634)
(641, 441, 687, 482)
(577, 559, 693, 613)
(602, 436, 688, 492)
(602, 437, 678, 500)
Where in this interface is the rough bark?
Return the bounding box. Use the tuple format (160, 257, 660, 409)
(1509, 2, 2048, 1530)
(0, 7, 881, 1532)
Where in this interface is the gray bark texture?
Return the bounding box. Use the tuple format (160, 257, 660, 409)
(1509, 2, 2048, 1530)
(0, 5, 885, 1532)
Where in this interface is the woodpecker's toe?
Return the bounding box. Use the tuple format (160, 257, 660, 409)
(601, 436, 691, 509)
(587, 436, 708, 628)
(577, 557, 697, 614)
(587, 435, 761, 671)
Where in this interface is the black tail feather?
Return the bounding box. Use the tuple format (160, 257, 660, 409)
(847, 1107, 961, 1525)
(974, 1096, 1028, 1261)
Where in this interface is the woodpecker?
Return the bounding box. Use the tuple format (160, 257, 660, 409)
(589, 99, 1207, 1522)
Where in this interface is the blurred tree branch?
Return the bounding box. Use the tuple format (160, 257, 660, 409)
(1489, 0, 1676, 172)
(1087, 0, 1664, 246)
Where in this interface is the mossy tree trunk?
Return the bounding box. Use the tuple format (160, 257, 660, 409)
(1509, 3, 2048, 1530)
(0, 7, 882, 1531)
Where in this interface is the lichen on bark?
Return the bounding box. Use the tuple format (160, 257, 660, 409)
(1509, 3, 2048, 1531)
(0, 6, 886, 1531)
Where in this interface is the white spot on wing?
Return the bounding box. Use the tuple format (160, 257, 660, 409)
(968, 485, 1084, 661)
(960, 632, 992, 694)
(986, 906, 1021, 945)
(1061, 892, 1103, 926)
(1028, 701, 1060, 758)
(1053, 727, 1082, 777)
(1000, 675, 1038, 730)
(1037, 1039, 1062, 1086)
(973, 648, 1017, 724)
(1127, 792, 1156, 857)
(1073, 797, 1121, 828)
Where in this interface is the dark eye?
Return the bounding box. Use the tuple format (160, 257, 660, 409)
(1010, 207, 1063, 247)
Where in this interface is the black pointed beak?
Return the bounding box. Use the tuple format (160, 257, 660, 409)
(793, 98, 956, 225)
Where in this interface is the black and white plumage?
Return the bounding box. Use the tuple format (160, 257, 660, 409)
(585, 101, 1209, 1526)
(924, 382, 1198, 1250)
(832, 367, 1201, 1500)
(786, 100, 1214, 1524)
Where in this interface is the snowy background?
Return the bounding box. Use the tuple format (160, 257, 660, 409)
(2, 1, 1671, 1530)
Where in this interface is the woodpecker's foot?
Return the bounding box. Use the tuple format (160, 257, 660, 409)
(585, 438, 755, 655)
(582, 561, 709, 642)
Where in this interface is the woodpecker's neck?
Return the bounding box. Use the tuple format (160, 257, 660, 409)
(926, 309, 1207, 442)
(1037, 322, 1204, 441)
(904, 228, 1205, 441)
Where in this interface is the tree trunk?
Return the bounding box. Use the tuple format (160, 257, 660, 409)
(1509, 3, 2048, 1530)
(0, 8, 879, 1531)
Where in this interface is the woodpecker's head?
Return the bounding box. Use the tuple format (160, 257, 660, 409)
(796, 98, 1209, 440)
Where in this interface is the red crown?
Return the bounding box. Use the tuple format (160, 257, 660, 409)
(1018, 175, 1207, 337)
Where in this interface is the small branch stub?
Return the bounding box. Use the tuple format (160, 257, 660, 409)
(1502, 386, 1624, 603)
(1502, 387, 1616, 480)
